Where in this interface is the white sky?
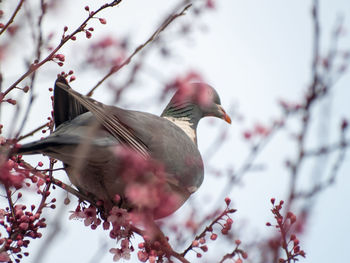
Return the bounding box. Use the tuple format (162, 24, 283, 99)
(1, 0, 350, 262)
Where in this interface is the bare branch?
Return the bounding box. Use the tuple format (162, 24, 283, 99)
(0, 0, 25, 36)
(87, 2, 192, 96)
(2, 0, 123, 98)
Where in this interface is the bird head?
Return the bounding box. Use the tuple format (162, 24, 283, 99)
(193, 83, 232, 124)
(162, 82, 231, 125)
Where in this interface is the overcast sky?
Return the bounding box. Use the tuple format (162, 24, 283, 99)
(1, 0, 350, 262)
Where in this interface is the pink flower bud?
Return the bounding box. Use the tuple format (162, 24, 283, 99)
(221, 228, 228, 235)
(103, 221, 110, 230)
(7, 99, 17, 105)
(341, 119, 348, 131)
(243, 131, 252, 140)
(290, 214, 297, 224)
(200, 245, 208, 252)
(86, 31, 92, 39)
(210, 233, 217, 240)
(206, 0, 215, 9)
(19, 223, 29, 230)
(227, 218, 233, 225)
(192, 240, 199, 247)
(55, 54, 65, 62)
(23, 86, 30, 93)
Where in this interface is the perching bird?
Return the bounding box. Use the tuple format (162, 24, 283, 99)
(17, 76, 231, 219)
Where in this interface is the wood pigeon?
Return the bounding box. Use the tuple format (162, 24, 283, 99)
(17, 76, 231, 219)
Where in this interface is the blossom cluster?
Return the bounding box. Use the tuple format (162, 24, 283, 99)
(162, 72, 215, 108)
(266, 198, 306, 262)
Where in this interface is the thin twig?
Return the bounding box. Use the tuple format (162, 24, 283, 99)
(214, 122, 282, 207)
(19, 161, 96, 205)
(0, 0, 25, 36)
(218, 248, 245, 263)
(181, 206, 236, 256)
(16, 122, 49, 142)
(87, 2, 192, 96)
(304, 139, 349, 156)
(2, 0, 123, 98)
(285, 0, 321, 211)
(15, 0, 47, 139)
(295, 133, 348, 199)
(4, 185, 15, 218)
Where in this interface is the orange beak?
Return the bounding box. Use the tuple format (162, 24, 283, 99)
(218, 105, 232, 124)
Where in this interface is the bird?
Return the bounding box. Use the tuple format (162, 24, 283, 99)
(16, 76, 231, 219)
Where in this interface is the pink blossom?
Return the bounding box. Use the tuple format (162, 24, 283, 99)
(108, 207, 128, 224)
(243, 131, 252, 140)
(137, 250, 148, 262)
(91, 36, 116, 50)
(149, 255, 156, 263)
(82, 206, 99, 226)
(125, 183, 159, 209)
(68, 210, 85, 220)
(109, 241, 131, 262)
(19, 222, 29, 230)
(192, 240, 199, 247)
(99, 18, 107, 25)
(113, 146, 158, 181)
(103, 221, 110, 230)
(206, 0, 215, 9)
(162, 72, 203, 102)
(254, 123, 270, 136)
(0, 252, 10, 262)
(120, 239, 130, 250)
(196, 82, 212, 107)
(55, 54, 65, 62)
(0, 160, 25, 188)
(0, 209, 5, 220)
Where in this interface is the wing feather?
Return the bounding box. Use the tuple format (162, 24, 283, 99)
(54, 77, 149, 158)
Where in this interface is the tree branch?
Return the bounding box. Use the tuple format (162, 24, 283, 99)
(86, 2, 192, 96)
(0, 0, 25, 36)
(2, 0, 123, 98)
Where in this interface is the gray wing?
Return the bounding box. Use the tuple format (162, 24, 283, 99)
(17, 112, 117, 156)
(54, 76, 89, 127)
(54, 77, 149, 158)
(114, 110, 205, 193)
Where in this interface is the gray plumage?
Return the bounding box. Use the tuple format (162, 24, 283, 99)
(18, 76, 231, 218)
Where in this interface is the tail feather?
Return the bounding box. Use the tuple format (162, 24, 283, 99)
(54, 76, 89, 127)
(16, 140, 65, 155)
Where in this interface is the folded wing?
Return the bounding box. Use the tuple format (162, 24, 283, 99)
(54, 76, 149, 158)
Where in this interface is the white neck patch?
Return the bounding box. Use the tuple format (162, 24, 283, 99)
(164, 116, 197, 144)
